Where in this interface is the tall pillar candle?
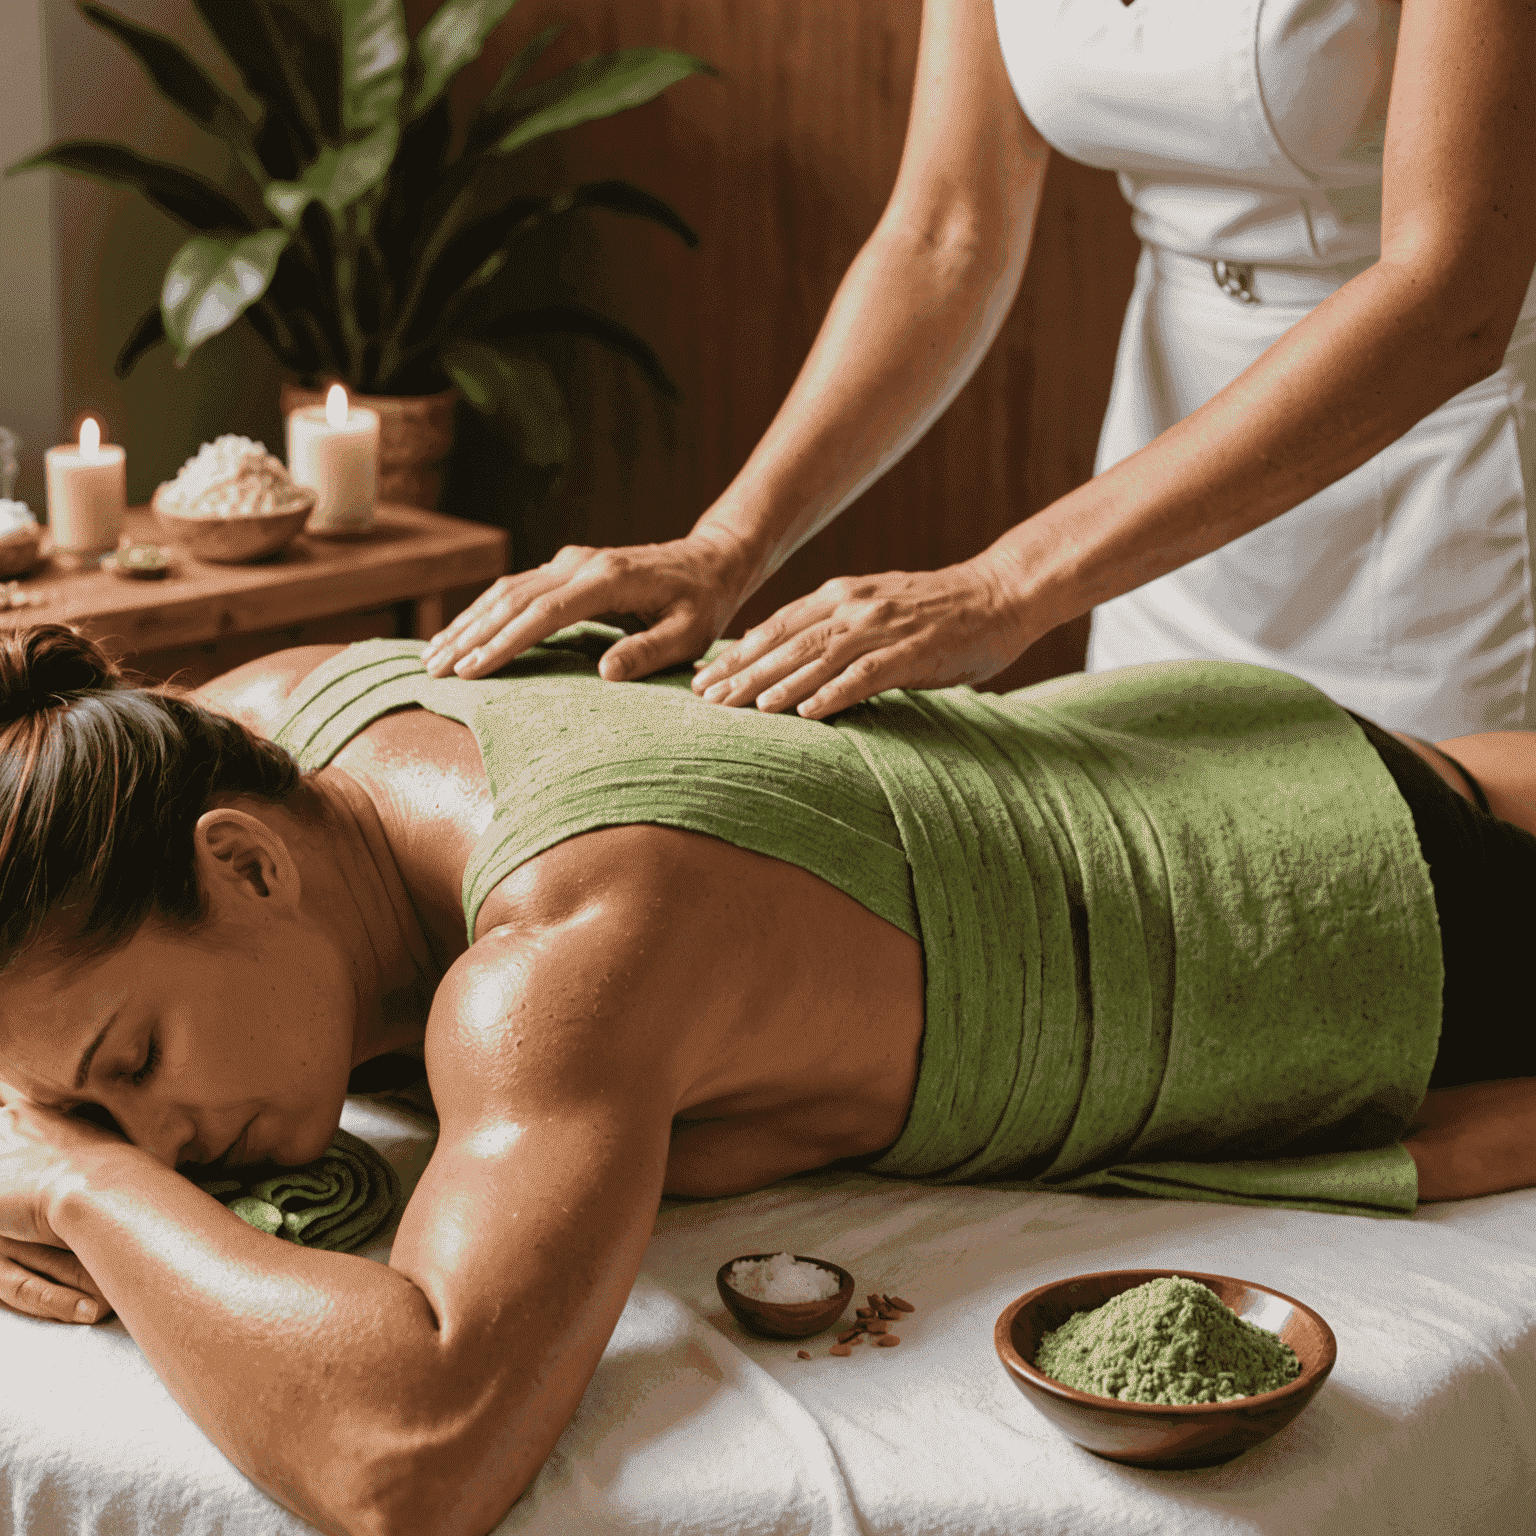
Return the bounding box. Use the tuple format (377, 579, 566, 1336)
(45, 417, 126, 559)
(286, 385, 380, 535)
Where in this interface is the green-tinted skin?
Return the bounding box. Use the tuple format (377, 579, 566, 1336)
(1033, 1277, 1301, 1405)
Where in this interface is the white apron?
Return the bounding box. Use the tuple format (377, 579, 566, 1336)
(994, 0, 1536, 738)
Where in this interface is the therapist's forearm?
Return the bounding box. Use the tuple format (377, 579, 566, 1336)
(978, 257, 1524, 645)
(52, 1145, 444, 1536)
(693, 177, 1043, 598)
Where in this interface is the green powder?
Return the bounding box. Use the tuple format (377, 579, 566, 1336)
(1032, 1276, 1301, 1405)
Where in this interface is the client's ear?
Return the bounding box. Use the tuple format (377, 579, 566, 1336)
(192, 807, 299, 910)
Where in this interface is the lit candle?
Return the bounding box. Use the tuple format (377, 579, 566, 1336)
(45, 416, 126, 561)
(285, 384, 380, 535)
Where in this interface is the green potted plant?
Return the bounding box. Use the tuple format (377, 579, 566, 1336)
(7, 0, 713, 512)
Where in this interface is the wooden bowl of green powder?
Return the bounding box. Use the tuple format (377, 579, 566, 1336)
(993, 1270, 1336, 1469)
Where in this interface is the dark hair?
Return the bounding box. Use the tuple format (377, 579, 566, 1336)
(0, 623, 303, 967)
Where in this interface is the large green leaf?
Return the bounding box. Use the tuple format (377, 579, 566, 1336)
(442, 341, 572, 466)
(461, 23, 561, 153)
(80, 2, 262, 179)
(408, 0, 521, 121)
(490, 49, 716, 158)
(268, 0, 343, 142)
(192, 0, 334, 156)
(263, 123, 397, 225)
(562, 180, 697, 248)
(339, 0, 409, 139)
(479, 305, 680, 400)
(5, 141, 254, 232)
(406, 178, 694, 355)
(162, 228, 289, 362)
(376, 97, 452, 286)
(113, 306, 167, 379)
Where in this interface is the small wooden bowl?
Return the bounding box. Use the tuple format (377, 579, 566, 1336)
(994, 1269, 1336, 1470)
(0, 523, 42, 577)
(152, 483, 315, 564)
(716, 1253, 856, 1339)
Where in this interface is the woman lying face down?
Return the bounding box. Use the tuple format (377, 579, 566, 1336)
(2, 618, 1536, 1536)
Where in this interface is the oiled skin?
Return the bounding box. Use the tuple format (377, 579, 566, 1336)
(199, 643, 928, 1198)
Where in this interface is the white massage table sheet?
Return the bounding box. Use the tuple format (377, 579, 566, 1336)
(5, 1095, 1534, 1534)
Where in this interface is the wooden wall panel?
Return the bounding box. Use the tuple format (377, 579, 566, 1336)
(407, 0, 1140, 689)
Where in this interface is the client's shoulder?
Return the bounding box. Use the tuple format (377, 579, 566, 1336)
(193, 643, 352, 738)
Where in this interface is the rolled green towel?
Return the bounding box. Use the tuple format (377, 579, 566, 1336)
(191, 1127, 403, 1254)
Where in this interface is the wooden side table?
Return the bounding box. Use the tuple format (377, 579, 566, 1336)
(0, 503, 508, 684)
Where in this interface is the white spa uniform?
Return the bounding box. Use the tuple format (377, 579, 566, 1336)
(993, 0, 1536, 738)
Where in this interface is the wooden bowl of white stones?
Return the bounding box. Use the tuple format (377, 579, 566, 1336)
(152, 435, 315, 564)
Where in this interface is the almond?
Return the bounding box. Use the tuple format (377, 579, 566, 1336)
(887, 1296, 916, 1313)
(836, 1328, 860, 1344)
(797, 1350, 811, 1360)
(855, 1307, 875, 1319)
(830, 1343, 852, 1356)
(875, 1334, 901, 1348)
(867, 1294, 883, 1310)
(877, 1307, 899, 1321)
(865, 1320, 888, 1335)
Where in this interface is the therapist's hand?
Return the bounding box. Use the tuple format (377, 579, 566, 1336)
(421, 528, 755, 683)
(690, 555, 1030, 719)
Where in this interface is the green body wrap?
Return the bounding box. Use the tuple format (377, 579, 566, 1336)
(273, 626, 1442, 1218)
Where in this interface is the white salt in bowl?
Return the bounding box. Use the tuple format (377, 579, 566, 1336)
(716, 1252, 856, 1339)
(153, 482, 314, 564)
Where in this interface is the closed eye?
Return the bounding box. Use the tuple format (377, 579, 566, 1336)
(122, 1035, 160, 1089)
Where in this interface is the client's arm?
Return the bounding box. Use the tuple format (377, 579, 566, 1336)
(1404, 1078, 1536, 1202)
(48, 870, 693, 1536)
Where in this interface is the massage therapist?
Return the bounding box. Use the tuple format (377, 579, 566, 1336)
(425, 0, 1536, 741)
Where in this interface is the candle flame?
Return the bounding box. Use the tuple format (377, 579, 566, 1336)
(79, 417, 101, 455)
(325, 384, 348, 429)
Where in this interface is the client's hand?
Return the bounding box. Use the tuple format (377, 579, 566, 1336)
(0, 1233, 115, 1326)
(690, 556, 1030, 719)
(0, 1094, 125, 1324)
(422, 527, 755, 683)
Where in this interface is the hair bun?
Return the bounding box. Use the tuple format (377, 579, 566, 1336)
(0, 623, 123, 724)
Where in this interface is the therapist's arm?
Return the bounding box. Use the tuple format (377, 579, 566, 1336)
(689, 0, 1049, 598)
(422, 0, 1048, 683)
(700, 0, 1536, 718)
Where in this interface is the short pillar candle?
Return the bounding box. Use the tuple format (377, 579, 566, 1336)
(45, 417, 126, 557)
(286, 384, 380, 535)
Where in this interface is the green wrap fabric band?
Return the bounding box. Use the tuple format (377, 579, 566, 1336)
(274, 630, 1442, 1220)
(192, 1127, 402, 1254)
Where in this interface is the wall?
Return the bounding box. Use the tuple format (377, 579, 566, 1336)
(2, 0, 285, 513)
(0, 0, 63, 513)
(414, 0, 1141, 687)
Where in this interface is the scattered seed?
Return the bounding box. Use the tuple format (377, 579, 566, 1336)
(865, 1320, 888, 1335)
(797, 1350, 812, 1360)
(876, 1334, 901, 1348)
(830, 1343, 852, 1357)
(887, 1296, 916, 1313)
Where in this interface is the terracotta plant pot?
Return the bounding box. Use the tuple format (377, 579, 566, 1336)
(279, 382, 459, 511)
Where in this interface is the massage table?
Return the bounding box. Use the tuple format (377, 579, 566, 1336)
(6, 1089, 1533, 1534)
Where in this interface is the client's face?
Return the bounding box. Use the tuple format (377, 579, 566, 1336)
(0, 908, 357, 1173)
